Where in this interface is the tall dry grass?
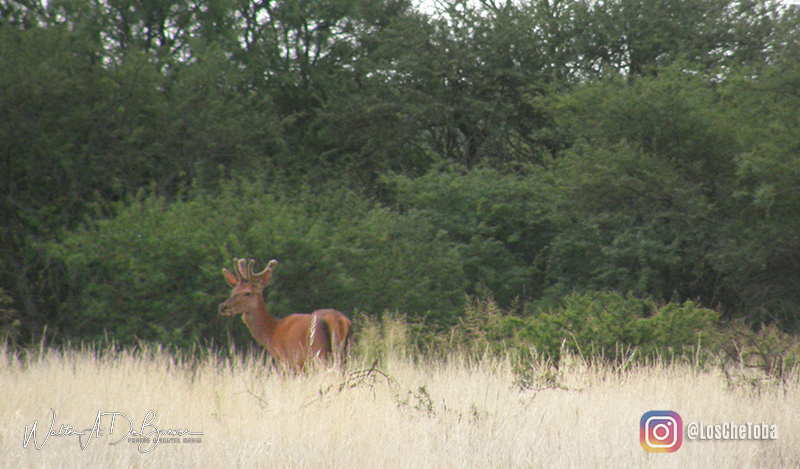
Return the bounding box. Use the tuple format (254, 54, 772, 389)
(2, 329, 799, 468)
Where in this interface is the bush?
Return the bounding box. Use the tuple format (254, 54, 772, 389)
(383, 166, 550, 307)
(48, 179, 466, 348)
(510, 291, 720, 362)
(0, 287, 20, 344)
(718, 320, 800, 378)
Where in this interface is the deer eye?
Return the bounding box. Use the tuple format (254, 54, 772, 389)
(244, 292, 252, 297)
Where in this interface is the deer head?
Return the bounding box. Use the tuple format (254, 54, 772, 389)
(219, 258, 278, 316)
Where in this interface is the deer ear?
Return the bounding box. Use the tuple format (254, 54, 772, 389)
(222, 268, 238, 287)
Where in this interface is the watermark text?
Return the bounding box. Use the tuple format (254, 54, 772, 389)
(687, 421, 778, 441)
(23, 409, 203, 453)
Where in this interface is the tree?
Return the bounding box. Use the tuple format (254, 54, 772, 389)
(384, 166, 550, 306)
(573, 0, 788, 78)
(710, 6, 800, 327)
(0, 1, 282, 340)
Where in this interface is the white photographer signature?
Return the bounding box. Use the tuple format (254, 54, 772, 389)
(23, 408, 203, 453)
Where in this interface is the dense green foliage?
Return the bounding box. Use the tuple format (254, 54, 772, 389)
(507, 292, 720, 359)
(2, 0, 799, 350)
(47, 181, 465, 347)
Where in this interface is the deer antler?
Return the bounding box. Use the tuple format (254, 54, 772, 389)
(252, 259, 278, 278)
(230, 258, 278, 284)
(236, 258, 249, 281)
(246, 259, 255, 280)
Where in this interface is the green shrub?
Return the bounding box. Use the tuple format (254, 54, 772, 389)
(383, 166, 550, 307)
(49, 180, 466, 348)
(511, 291, 720, 362)
(718, 320, 800, 378)
(0, 287, 20, 344)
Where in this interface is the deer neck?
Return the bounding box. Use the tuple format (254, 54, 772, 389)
(241, 296, 279, 348)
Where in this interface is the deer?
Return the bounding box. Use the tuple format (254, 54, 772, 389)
(219, 258, 353, 372)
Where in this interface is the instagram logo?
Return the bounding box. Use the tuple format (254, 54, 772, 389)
(640, 411, 683, 452)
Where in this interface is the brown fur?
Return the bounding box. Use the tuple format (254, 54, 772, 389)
(219, 259, 352, 372)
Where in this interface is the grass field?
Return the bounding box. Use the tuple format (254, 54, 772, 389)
(2, 339, 799, 468)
